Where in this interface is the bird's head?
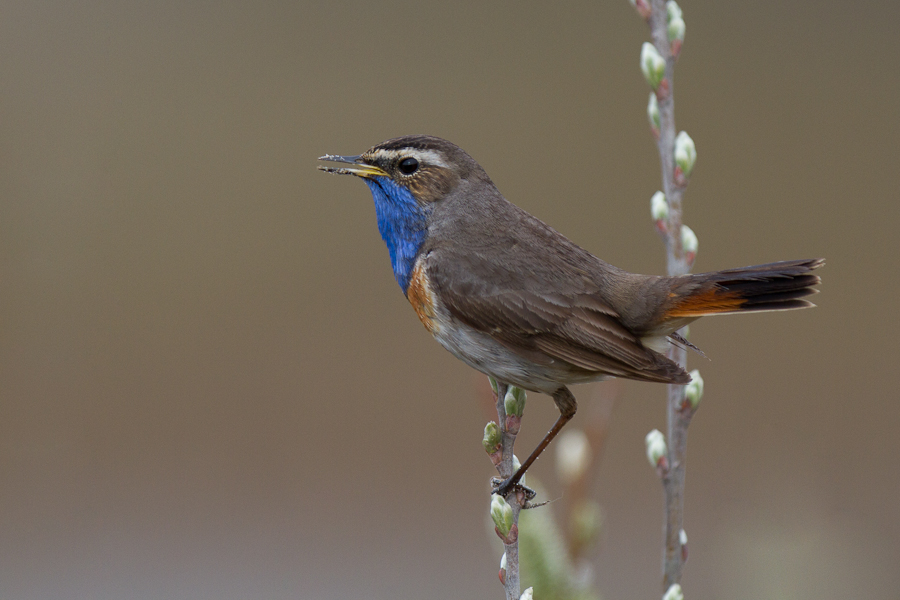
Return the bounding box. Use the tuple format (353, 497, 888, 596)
(318, 134, 484, 204)
(318, 135, 485, 292)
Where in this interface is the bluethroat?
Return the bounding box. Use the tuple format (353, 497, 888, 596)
(318, 135, 822, 497)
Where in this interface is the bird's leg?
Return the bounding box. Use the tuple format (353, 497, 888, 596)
(494, 387, 577, 498)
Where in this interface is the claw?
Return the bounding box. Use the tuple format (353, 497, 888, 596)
(491, 477, 537, 501)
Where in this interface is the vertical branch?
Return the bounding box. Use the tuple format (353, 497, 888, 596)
(495, 383, 515, 481)
(646, 0, 695, 590)
(662, 376, 691, 588)
(490, 382, 528, 600)
(649, 0, 686, 277)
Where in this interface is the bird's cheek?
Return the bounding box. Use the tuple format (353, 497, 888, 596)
(408, 172, 457, 205)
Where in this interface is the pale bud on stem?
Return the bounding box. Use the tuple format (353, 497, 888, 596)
(663, 583, 684, 600)
(483, 421, 503, 465)
(668, 17, 685, 55)
(499, 552, 507, 586)
(666, 1, 685, 57)
(645, 429, 669, 475)
(674, 131, 696, 184)
(666, 0, 682, 20)
(651, 191, 668, 234)
(491, 494, 518, 544)
(680, 528, 689, 562)
(647, 92, 660, 138)
(520, 588, 534, 600)
(509, 454, 529, 497)
(680, 225, 698, 266)
(641, 42, 667, 93)
(503, 386, 526, 434)
(684, 370, 704, 410)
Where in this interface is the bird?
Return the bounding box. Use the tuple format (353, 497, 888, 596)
(318, 134, 822, 497)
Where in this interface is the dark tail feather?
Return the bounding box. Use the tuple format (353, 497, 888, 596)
(668, 258, 824, 317)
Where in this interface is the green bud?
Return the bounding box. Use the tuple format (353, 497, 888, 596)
(685, 369, 704, 409)
(491, 493, 515, 537)
(666, 0, 683, 21)
(651, 191, 668, 222)
(640, 42, 666, 90)
(510, 454, 525, 486)
(503, 386, 527, 417)
(483, 421, 502, 454)
(488, 376, 499, 396)
(647, 92, 660, 131)
(663, 583, 684, 600)
(666, 0, 684, 23)
(645, 429, 668, 468)
(668, 15, 686, 43)
(674, 130, 697, 178)
(681, 224, 698, 262)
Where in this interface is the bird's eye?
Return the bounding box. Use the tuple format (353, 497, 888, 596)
(398, 157, 419, 175)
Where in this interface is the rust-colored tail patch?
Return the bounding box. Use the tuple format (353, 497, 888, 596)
(667, 288, 746, 317)
(666, 258, 823, 319)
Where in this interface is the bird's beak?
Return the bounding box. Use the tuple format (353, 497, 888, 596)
(317, 154, 389, 179)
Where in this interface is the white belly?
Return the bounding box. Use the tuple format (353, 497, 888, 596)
(430, 310, 610, 394)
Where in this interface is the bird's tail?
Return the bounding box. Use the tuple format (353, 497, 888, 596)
(666, 258, 824, 318)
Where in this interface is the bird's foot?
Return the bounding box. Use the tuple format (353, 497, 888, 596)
(491, 476, 537, 501)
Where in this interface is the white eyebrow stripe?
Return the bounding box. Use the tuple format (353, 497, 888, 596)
(408, 149, 450, 169)
(370, 149, 402, 162)
(370, 148, 450, 169)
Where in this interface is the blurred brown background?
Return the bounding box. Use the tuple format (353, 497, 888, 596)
(2, 1, 898, 598)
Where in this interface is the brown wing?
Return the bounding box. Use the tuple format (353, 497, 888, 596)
(425, 245, 689, 384)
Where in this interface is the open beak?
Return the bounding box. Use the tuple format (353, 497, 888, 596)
(317, 154, 389, 179)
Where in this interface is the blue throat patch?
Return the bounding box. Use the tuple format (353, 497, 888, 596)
(364, 178, 429, 293)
